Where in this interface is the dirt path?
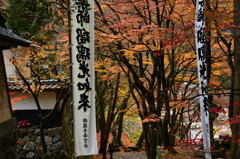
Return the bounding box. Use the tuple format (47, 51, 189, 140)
(109, 151, 147, 159)
(97, 132, 136, 148)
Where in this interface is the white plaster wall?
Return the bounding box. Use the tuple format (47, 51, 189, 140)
(3, 49, 16, 78)
(12, 91, 56, 110)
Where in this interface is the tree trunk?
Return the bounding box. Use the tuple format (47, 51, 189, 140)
(40, 118, 48, 159)
(99, 113, 107, 159)
(99, 73, 120, 159)
(149, 123, 158, 158)
(206, 0, 212, 85)
(136, 131, 144, 149)
(116, 112, 124, 146)
(116, 92, 130, 146)
(230, 1, 240, 158)
(143, 123, 151, 158)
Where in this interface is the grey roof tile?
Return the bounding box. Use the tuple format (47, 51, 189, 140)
(8, 80, 62, 91)
(0, 26, 32, 47)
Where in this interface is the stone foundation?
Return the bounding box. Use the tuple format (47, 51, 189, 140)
(17, 127, 67, 159)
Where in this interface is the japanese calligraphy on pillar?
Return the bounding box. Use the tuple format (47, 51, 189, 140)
(195, 0, 211, 159)
(70, 0, 98, 157)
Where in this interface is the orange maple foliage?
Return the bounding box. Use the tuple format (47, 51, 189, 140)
(9, 92, 30, 110)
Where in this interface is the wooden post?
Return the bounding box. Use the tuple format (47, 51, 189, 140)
(0, 49, 12, 123)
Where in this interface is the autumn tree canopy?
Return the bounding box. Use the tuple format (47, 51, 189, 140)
(95, 0, 235, 158)
(2, 0, 238, 158)
(2, 0, 70, 157)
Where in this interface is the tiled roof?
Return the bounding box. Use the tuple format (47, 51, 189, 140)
(0, 26, 32, 48)
(8, 80, 62, 91)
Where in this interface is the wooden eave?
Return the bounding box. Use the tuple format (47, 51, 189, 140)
(0, 26, 32, 49)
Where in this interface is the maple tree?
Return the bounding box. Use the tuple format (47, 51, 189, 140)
(189, 0, 240, 158)
(3, 0, 70, 158)
(3, 0, 240, 158)
(203, 0, 233, 114)
(94, 0, 240, 158)
(200, 1, 240, 158)
(8, 45, 70, 158)
(95, 51, 134, 158)
(94, 0, 205, 158)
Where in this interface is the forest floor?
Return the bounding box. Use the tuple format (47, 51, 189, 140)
(94, 132, 231, 159)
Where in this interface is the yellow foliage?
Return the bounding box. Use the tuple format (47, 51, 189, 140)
(122, 49, 136, 59)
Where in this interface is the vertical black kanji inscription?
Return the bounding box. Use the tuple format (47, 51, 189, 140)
(201, 81, 207, 94)
(73, 0, 92, 149)
(199, 62, 206, 78)
(203, 96, 209, 116)
(83, 118, 88, 148)
(74, 0, 92, 113)
(78, 61, 90, 78)
(76, 28, 90, 44)
(197, 1, 204, 22)
(76, 0, 90, 27)
(77, 78, 91, 92)
(197, 27, 205, 43)
(76, 45, 90, 60)
(78, 93, 91, 112)
(198, 45, 206, 61)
